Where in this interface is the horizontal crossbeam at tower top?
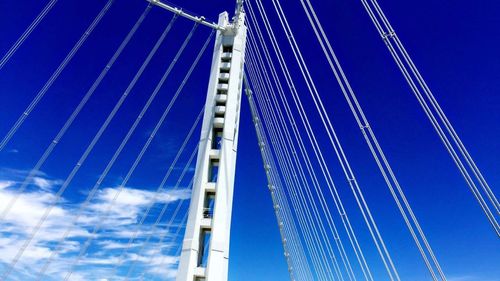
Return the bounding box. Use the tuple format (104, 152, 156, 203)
(148, 0, 226, 30)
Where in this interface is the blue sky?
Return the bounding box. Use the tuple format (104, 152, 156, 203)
(0, 0, 499, 280)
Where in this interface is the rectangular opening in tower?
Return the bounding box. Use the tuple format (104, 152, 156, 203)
(203, 191, 216, 218)
(198, 228, 212, 267)
(212, 128, 223, 150)
(208, 159, 219, 183)
(222, 45, 233, 53)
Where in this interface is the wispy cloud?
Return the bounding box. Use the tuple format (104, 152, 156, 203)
(0, 171, 190, 281)
(0, 180, 14, 189)
(0, 168, 58, 192)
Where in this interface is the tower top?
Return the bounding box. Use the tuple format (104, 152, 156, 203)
(234, 0, 244, 22)
(148, 0, 226, 31)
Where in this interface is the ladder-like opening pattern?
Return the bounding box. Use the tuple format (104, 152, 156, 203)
(194, 42, 234, 278)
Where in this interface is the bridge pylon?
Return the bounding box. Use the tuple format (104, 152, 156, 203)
(176, 7, 247, 281)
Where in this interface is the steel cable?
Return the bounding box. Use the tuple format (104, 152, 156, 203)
(248, 42, 351, 281)
(0, 0, 59, 70)
(247, 0, 402, 279)
(138, 197, 190, 281)
(62, 32, 211, 276)
(0, 0, 115, 151)
(247, 22, 372, 280)
(0, 8, 174, 280)
(246, 50, 336, 281)
(269, 0, 447, 279)
(0, 3, 153, 223)
(363, 0, 499, 234)
(122, 164, 196, 279)
(245, 75, 312, 281)
(247, 72, 317, 281)
(247, 23, 373, 280)
(34, 14, 190, 279)
(108, 29, 216, 278)
(247, 55, 327, 280)
(62, 107, 202, 280)
(247, 18, 373, 280)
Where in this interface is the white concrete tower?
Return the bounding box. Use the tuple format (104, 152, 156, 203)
(176, 4, 247, 281)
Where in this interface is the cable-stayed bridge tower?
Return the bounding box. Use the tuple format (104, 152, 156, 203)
(147, 1, 247, 280)
(171, 3, 247, 281)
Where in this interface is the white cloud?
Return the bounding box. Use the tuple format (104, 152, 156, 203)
(32, 176, 62, 191)
(0, 173, 190, 281)
(0, 180, 14, 189)
(0, 168, 60, 192)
